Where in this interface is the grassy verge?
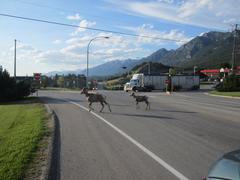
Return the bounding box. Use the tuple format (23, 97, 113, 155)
(210, 91, 240, 97)
(0, 98, 47, 180)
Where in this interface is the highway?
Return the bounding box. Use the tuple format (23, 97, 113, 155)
(40, 90, 240, 180)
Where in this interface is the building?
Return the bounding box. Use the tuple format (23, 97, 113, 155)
(200, 66, 240, 79)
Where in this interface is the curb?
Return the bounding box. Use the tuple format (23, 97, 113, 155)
(41, 104, 60, 180)
(46, 106, 61, 180)
(204, 92, 240, 99)
(40, 104, 56, 180)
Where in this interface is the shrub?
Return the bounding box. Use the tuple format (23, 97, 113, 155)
(216, 74, 240, 92)
(0, 68, 31, 101)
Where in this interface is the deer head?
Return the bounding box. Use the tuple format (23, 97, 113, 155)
(130, 92, 135, 97)
(80, 87, 88, 94)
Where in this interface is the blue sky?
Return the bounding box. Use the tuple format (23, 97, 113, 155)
(0, 0, 239, 76)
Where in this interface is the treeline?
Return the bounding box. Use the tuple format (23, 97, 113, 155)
(215, 74, 240, 92)
(0, 68, 31, 102)
(41, 74, 86, 89)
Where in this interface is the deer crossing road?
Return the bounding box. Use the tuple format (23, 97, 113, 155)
(40, 90, 240, 180)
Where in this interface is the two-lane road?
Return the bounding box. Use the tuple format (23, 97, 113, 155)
(40, 90, 240, 180)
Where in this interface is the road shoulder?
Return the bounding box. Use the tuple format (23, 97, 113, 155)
(24, 104, 56, 180)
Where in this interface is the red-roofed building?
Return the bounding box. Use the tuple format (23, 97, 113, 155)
(200, 66, 240, 78)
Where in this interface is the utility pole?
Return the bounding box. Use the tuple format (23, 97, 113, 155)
(193, 66, 198, 76)
(14, 39, 17, 79)
(231, 24, 239, 73)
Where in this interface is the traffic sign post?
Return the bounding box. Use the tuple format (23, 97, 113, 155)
(165, 77, 172, 94)
(33, 73, 41, 91)
(34, 73, 41, 81)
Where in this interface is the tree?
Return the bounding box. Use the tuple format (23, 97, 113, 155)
(219, 62, 231, 69)
(57, 76, 65, 88)
(169, 68, 176, 76)
(0, 68, 31, 101)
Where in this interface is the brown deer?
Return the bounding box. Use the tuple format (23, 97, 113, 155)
(130, 92, 150, 110)
(81, 88, 111, 112)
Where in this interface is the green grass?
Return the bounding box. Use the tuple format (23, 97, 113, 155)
(210, 91, 240, 97)
(0, 98, 46, 180)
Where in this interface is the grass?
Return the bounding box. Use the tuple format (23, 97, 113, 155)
(0, 98, 47, 180)
(210, 91, 240, 97)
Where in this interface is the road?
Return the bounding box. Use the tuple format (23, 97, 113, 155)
(40, 90, 240, 180)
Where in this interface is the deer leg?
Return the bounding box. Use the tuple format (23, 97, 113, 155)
(105, 101, 112, 112)
(100, 102, 104, 112)
(136, 101, 140, 109)
(145, 101, 150, 110)
(89, 102, 94, 112)
(104, 100, 111, 112)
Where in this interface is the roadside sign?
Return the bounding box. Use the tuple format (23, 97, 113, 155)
(34, 73, 41, 81)
(165, 80, 169, 84)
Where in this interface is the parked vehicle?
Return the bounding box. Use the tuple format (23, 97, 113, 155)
(203, 149, 240, 180)
(124, 73, 200, 92)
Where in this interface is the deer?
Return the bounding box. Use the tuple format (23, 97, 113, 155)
(80, 88, 111, 113)
(130, 92, 150, 110)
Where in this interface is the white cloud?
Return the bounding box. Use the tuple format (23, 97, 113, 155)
(178, 0, 214, 18)
(71, 20, 96, 36)
(1, 10, 196, 75)
(67, 13, 82, 20)
(157, 0, 175, 4)
(106, 0, 240, 30)
(65, 36, 92, 46)
(52, 39, 62, 44)
(122, 24, 192, 46)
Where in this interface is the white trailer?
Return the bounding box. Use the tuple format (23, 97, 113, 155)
(143, 75, 168, 89)
(124, 73, 199, 91)
(172, 76, 199, 89)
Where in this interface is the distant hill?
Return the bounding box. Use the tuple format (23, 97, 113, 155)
(87, 31, 238, 74)
(131, 62, 171, 74)
(46, 31, 238, 76)
(79, 59, 138, 76)
(46, 59, 139, 76)
(145, 31, 237, 69)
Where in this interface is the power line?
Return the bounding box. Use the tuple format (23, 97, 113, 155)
(10, 0, 167, 32)
(0, 13, 188, 42)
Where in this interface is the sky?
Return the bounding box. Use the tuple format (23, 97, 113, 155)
(0, 0, 239, 76)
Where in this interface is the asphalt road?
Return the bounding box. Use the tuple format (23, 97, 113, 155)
(40, 90, 240, 180)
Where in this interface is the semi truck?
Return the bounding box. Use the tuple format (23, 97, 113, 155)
(124, 73, 200, 92)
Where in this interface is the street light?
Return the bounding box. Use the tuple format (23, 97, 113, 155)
(86, 36, 109, 87)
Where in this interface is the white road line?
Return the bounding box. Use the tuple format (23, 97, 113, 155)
(70, 101, 189, 180)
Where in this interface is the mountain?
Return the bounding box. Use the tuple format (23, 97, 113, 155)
(46, 31, 238, 76)
(78, 59, 139, 76)
(140, 48, 171, 62)
(46, 59, 139, 76)
(131, 62, 171, 74)
(151, 31, 236, 69)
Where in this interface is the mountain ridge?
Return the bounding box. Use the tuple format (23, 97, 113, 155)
(46, 31, 237, 76)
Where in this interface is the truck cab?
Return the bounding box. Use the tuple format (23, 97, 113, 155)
(124, 74, 149, 92)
